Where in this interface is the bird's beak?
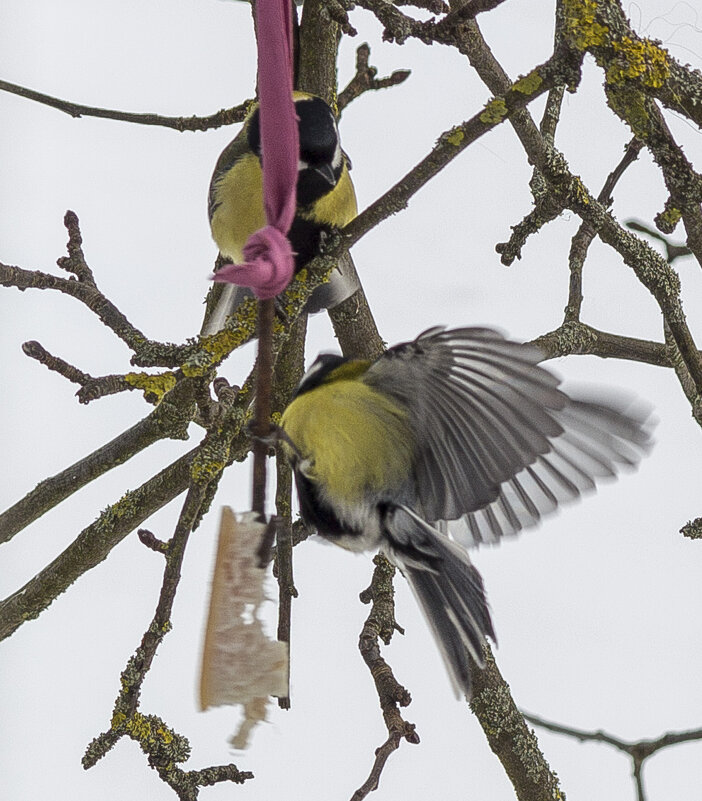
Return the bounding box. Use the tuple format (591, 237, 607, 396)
(312, 163, 337, 187)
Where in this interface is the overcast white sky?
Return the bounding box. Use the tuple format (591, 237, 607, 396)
(2, 1, 702, 799)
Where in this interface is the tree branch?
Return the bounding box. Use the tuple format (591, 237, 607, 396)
(563, 137, 644, 322)
(0, 377, 196, 546)
(338, 43, 411, 113)
(0, 77, 249, 131)
(525, 712, 702, 801)
(450, 15, 702, 397)
(351, 554, 419, 801)
(343, 50, 582, 251)
(469, 648, 564, 801)
(83, 482, 254, 798)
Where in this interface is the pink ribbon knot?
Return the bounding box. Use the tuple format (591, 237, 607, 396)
(213, 226, 295, 299)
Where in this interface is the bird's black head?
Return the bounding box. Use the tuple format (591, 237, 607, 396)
(292, 353, 349, 399)
(247, 94, 343, 208)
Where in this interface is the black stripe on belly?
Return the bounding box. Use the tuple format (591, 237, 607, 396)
(294, 470, 360, 539)
(289, 216, 328, 272)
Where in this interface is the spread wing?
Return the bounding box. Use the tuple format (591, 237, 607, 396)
(364, 327, 653, 543)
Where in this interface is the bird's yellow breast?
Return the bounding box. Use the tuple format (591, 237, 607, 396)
(210, 152, 266, 262)
(300, 163, 357, 227)
(281, 379, 413, 504)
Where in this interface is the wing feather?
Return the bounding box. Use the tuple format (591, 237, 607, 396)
(365, 327, 653, 543)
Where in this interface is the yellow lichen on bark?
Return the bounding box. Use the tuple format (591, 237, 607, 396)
(479, 98, 508, 125)
(563, 0, 608, 50)
(607, 37, 670, 88)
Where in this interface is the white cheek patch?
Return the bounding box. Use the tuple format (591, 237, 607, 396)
(298, 159, 308, 172)
(326, 108, 343, 170)
(331, 140, 342, 171)
(331, 117, 342, 170)
(300, 358, 327, 385)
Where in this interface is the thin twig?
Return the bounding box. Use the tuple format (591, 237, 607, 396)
(564, 138, 644, 322)
(0, 78, 248, 131)
(626, 220, 692, 264)
(525, 712, 702, 801)
(58, 210, 96, 283)
(83, 484, 254, 797)
(271, 313, 307, 708)
(342, 51, 580, 251)
(351, 554, 419, 801)
(0, 259, 150, 354)
(22, 340, 93, 387)
(252, 298, 275, 518)
(338, 43, 411, 112)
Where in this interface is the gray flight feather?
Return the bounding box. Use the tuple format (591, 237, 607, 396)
(365, 327, 654, 545)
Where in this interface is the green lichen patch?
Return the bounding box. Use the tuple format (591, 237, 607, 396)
(190, 438, 231, 486)
(95, 491, 138, 534)
(125, 371, 177, 404)
(513, 70, 543, 95)
(606, 85, 651, 139)
(125, 713, 191, 766)
(444, 127, 465, 146)
(607, 36, 670, 88)
(563, 0, 608, 50)
(656, 203, 682, 234)
(479, 98, 508, 126)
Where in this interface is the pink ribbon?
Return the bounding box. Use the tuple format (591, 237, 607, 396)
(213, 0, 298, 299)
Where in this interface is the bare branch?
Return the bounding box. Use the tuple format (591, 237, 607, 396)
(342, 51, 581, 251)
(526, 712, 702, 755)
(0, 375, 252, 638)
(0, 379, 197, 546)
(533, 321, 674, 366)
(338, 43, 411, 113)
(83, 482, 254, 798)
(626, 220, 692, 264)
(469, 648, 564, 800)
(564, 138, 644, 322)
(0, 78, 249, 131)
(352, 554, 419, 801)
(0, 254, 152, 357)
(0, 451, 192, 641)
(352, 0, 436, 45)
(451, 18, 702, 397)
(525, 712, 702, 801)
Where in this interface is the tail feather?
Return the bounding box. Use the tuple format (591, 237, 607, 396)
(201, 283, 248, 336)
(383, 505, 495, 699)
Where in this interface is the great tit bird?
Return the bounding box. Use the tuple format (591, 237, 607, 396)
(280, 326, 653, 697)
(202, 92, 358, 335)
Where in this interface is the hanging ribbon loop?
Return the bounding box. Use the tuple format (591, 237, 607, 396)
(213, 0, 299, 298)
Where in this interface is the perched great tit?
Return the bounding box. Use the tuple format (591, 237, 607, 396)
(202, 92, 358, 335)
(280, 326, 653, 697)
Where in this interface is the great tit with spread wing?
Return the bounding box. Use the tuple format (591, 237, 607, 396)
(279, 326, 653, 697)
(202, 92, 358, 335)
